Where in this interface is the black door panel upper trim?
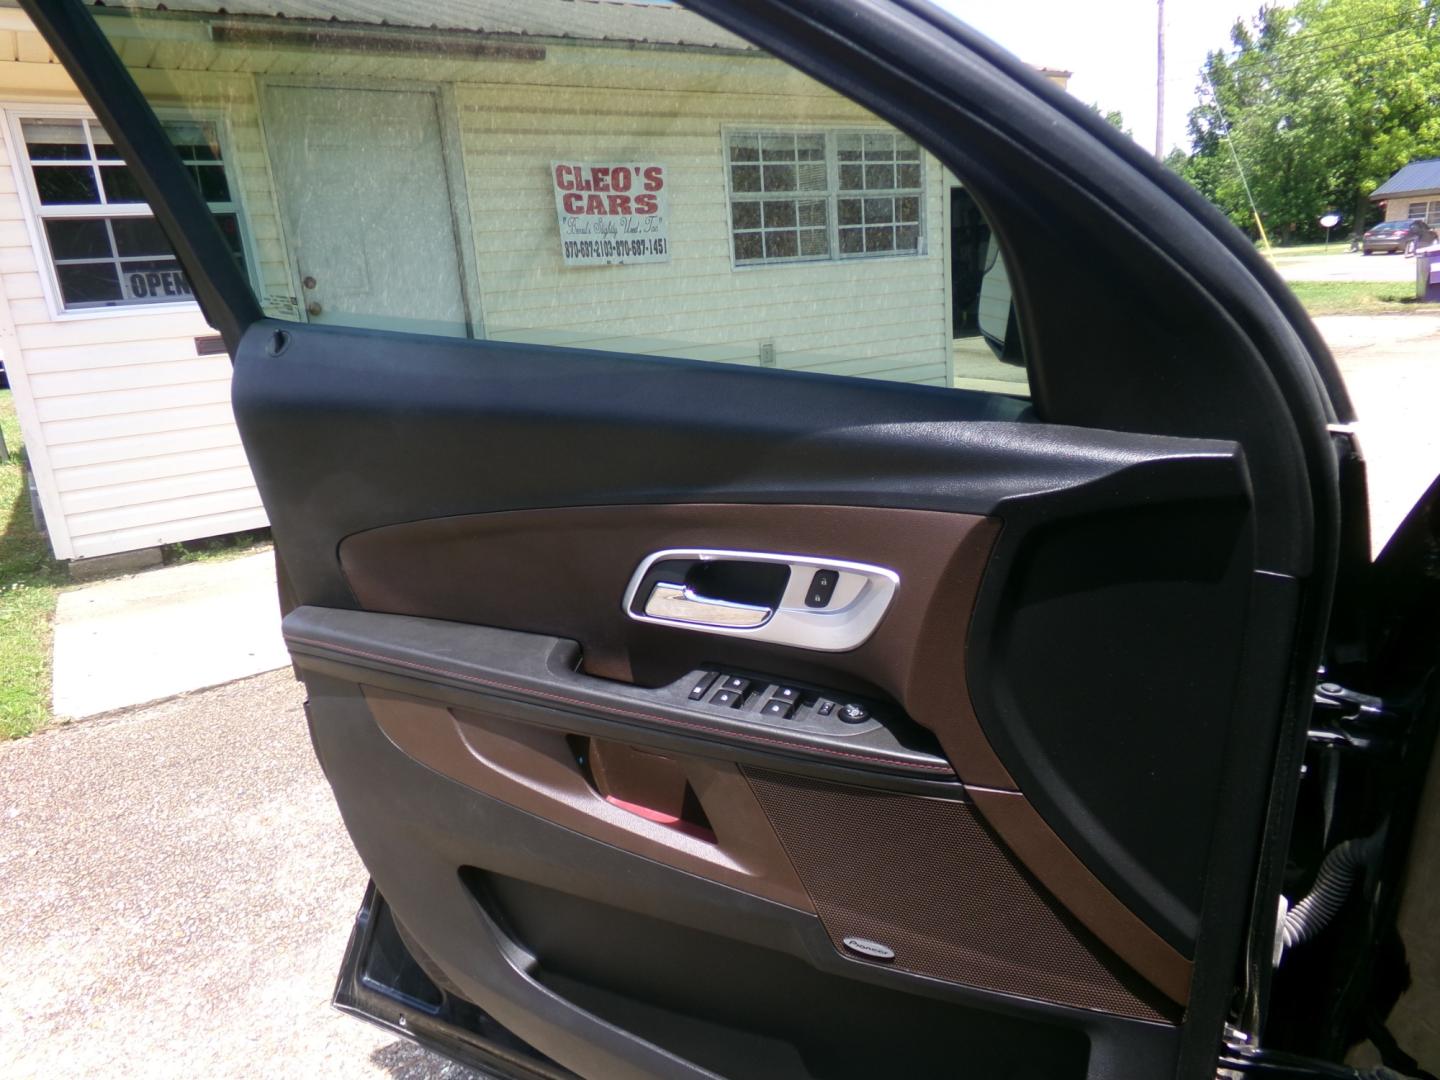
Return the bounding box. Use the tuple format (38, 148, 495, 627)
(231, 318, 1237, 614)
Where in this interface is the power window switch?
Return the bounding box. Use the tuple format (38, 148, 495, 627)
(688, 672, 719, 700)
(772, 686, 801, 703)
(711, 689, 743, 708)
(761, 699, 796, 719)
(720, 675, 750, 693)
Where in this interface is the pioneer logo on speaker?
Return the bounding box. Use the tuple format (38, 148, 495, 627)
(841, 936, 896, 961)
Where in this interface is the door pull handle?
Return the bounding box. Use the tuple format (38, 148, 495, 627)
(625, 550, 898, 651)
(644, 582, 773, 629)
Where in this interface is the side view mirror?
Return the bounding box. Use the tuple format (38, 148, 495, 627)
(976, 236, 1024, 367)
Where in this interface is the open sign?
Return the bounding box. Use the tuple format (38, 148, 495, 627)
(120, 267, 195, 302)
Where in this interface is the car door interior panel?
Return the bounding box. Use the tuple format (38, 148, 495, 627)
(227, 312, 1256, 1076)
(27, 0, 1378, 1075)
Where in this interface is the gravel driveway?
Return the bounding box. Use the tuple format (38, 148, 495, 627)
(0, 671, 482, 1080)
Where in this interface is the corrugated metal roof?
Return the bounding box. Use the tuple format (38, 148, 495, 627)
(1371, 158, 1440, 200)
(79, 0, 753, 50)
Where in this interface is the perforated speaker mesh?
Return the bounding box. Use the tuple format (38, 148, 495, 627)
(744, 768, 1175, 1023)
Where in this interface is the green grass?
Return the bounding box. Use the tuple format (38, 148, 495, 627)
(1285, 280, 1422, 316)
(0, 389, 65, 739)
(163, 528, 270, 566)
(1267, 243, 1353, 260)
(1265, 242, 1354, 259)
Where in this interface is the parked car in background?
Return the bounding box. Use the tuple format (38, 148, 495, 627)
(1361, 219, 1435, 255)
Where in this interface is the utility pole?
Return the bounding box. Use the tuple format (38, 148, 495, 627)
(1155, 0, 1166, 159)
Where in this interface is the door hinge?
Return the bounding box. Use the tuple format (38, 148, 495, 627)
(1309, 679, 1396, 752)
(1218, 1028, 1419, 1078)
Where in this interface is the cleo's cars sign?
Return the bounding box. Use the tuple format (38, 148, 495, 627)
(552, 162, 670, 266)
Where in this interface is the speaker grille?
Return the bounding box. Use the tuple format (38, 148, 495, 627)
(744, 769, 1175, 1022)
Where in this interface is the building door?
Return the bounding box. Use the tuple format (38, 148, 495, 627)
(263, 85, 471, 338)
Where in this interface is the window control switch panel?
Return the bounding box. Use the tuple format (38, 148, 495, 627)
(679, 668, 887, 734)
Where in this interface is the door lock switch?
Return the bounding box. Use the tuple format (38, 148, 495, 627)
(805, 569, 839, 608)
(688, 672, 719, 700)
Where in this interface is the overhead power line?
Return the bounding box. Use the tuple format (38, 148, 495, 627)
(1155, 0, 1165, 160)
(1201, 69, 1271, 253)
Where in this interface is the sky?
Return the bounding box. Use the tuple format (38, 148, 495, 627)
(931, 0, 1267, 156)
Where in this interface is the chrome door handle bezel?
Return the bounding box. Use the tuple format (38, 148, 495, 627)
(622, 549, 898, 652)
(643, 582, 773, 628)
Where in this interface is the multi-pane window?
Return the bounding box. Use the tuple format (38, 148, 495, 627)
(1407, 200, 1440, 225)
(727, 129, 924, 266)
(727, 132, 830, 263)
(835, 132, 922, 256)
(17, 116, 246, 311)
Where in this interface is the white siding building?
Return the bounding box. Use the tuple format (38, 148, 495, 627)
(0, 1, 1066, 561)
(0, 10, 262, 560)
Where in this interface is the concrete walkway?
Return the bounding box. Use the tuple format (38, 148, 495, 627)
(1267, 248, 1417, 283)
(0, 670, 480, 1080)
(51, 550, 290, 720)
(1320, 314, 1440, 553)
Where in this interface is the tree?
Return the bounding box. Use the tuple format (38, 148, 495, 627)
(1089, 102, 1132, 138)
(1182, 0, 1440, 242)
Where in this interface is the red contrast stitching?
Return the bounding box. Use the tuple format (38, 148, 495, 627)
(285, 632, 956, 775)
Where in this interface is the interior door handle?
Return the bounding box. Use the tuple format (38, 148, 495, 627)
(644, 581, 773, 628)
(624, 549, 899, 651)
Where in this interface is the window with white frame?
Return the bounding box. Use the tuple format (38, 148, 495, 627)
(15, 115, 246, 312)
(1406, 199, 1440, 225)
(726, 129, 924, 266)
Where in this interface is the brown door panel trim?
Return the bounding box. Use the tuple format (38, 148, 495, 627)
(295, 630, 1192, 1013)
(363, 687, 817, 913)
(332, 503, 1191, 1003)
(745, 767, 1181, 1023)
(969, 787, 1193, 1005)
(338, 503, 1013, 786)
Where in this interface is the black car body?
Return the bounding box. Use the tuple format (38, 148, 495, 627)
(25, 1, 1440, 1078)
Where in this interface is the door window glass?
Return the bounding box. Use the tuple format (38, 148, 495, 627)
(91, 1, 1026, 396)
